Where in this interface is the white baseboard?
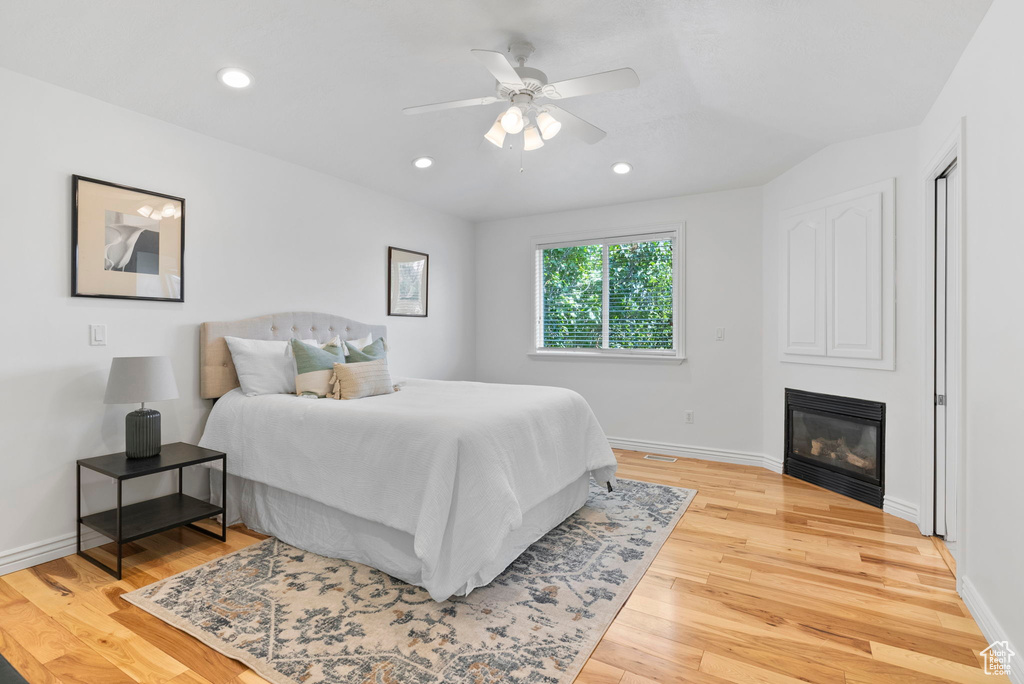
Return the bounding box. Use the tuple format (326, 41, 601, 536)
(0, 529, 105, 577)
(608, 436, 782, 473)
(961, 576, 1024, 683)
(609, 437, 925, 528)
(882, 495, 920, 526)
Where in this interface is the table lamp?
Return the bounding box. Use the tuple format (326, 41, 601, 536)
(104, 356, 179, 458)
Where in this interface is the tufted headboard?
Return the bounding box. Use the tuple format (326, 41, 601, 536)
(199, 312, 387, 399)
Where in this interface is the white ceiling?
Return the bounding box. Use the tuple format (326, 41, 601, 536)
(0, 0, 991, 221)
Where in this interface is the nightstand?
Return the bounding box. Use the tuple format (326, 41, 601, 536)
(76, 442, 227, 579)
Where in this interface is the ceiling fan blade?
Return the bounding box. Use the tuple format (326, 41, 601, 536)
(403, 96, 499, 115)
(545, 68, 639, 100)
(471, 49, 525, 88)
(544, 105, 606, 144)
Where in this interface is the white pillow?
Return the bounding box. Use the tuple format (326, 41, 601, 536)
(224, 336, 295, 396)
(284, 336, 341, 357)
(342, 333, 374, 357)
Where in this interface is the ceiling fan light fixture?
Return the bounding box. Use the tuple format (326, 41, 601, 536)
(402, 44, 633, 150)
(484, 117, 507, 148)
(500, 106, 524, 134)
(523, 125, 545, 151)
(537, 111, 561, 140)
(611, 161, 633, 174)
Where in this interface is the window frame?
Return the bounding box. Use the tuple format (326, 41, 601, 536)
(530, 222, 686, 363)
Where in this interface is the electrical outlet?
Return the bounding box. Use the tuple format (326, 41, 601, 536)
(684, 410, 694, 424)
(89, 324, 107, 346)
(715, 327, 726, 341)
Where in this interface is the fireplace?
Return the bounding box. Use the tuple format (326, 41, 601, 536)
(785, 389, 885, 508)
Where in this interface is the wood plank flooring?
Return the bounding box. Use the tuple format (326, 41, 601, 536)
(0, 450, 999, 683)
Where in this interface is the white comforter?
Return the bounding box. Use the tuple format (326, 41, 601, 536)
(199, 379, 617, 600)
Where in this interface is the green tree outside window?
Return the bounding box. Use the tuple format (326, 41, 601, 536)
(541, 239, 673, 350)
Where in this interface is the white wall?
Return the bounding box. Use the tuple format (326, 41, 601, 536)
(0, 67, 476, 565)
(916, 0, 1024, 662)
(760, 128, 926, 519)
(475, 188, 764, 458)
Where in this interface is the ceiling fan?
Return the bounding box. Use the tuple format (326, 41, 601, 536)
(403, 40, 639, 150)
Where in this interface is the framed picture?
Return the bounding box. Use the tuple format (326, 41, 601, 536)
(387, 246, 429, 317)
(72, 175, 185, 302)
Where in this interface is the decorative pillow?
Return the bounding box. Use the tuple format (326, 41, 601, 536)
(330, 358, 395, 400)
(224, 337, 295, 396)
(286, 336, 341, 357)
(291, 339, 345, 397)
(342, 333, 374, 357)
(345, 337, 387, 363)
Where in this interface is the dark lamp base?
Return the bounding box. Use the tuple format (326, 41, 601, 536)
(126, 408, 161, 458)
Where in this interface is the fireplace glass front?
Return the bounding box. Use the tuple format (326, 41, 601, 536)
(790, 410, 879, 480)
(784, 389, 885, 508)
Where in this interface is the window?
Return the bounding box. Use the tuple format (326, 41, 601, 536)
(532, 225, 684, 360)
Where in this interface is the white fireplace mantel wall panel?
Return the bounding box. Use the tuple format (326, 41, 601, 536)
(782, 211, 826, 356)
(779, 179, 895, 370)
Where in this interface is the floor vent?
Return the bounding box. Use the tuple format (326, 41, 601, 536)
(643, 454, 677, 463)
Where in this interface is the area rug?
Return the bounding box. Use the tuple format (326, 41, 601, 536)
(122, 479, 694, 684)
(0, 654, 29, 684)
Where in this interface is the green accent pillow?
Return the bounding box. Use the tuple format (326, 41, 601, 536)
(345, 337, 387, 363)
(291, 339, 344, 397)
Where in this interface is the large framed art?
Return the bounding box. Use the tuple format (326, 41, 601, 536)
(72, 175, 185, 302)
(387, 246, 428, 317)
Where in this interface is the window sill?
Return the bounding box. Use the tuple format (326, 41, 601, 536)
(527, 351, 685, 364)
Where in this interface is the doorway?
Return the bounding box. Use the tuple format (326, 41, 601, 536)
(933, 160, 960, 545)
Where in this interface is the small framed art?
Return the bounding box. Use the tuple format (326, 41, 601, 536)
(387, 246, 429, 317)
(72, 175, 185, 302)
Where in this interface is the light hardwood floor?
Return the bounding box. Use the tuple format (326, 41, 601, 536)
(0, 449, 1001, 684)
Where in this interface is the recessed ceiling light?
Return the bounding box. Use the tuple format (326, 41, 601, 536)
(217, 67, 254, 89)
(611, 162, 632, 175)
(412, 156, 434, 169)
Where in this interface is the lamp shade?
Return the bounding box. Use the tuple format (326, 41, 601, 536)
(523, 125, 545, 151)
(484, 116, 507, 148)
(500, 106, 524, 134)
(104, 356, 179, 405)
(537, 111, 561, 140)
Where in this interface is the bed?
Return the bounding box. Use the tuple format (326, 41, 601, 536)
(197, 312, 618, 601)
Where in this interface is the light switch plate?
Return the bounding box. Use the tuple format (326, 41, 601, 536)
(715, 327, 726, 341)
(89, 324, 106, 346)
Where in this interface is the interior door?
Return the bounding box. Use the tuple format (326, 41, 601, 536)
(934, 161, 959, 540)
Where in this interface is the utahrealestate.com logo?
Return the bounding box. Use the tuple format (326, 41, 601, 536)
(980, 641, 1015, 676)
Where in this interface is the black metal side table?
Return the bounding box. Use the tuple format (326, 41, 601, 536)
(76, 442, 227, 579)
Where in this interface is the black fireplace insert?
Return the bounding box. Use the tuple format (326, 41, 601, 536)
(784, 389, 885, 508)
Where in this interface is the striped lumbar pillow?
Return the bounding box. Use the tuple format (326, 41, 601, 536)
(330, 358, 394, 400)
(290, 339, 344, 397)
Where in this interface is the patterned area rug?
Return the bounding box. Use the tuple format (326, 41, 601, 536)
(0, 654, 29, 684)
(123, 479, 694, 684)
